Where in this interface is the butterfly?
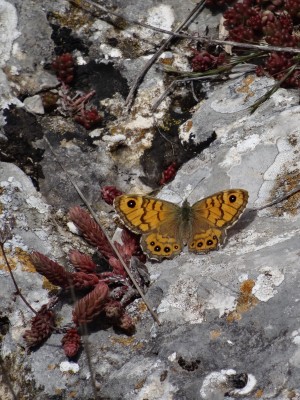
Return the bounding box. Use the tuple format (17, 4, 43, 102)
(114, 189, 249, 260)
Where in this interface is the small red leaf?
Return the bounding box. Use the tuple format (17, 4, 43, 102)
(72, 271, 99, 289)
(69, 207, 114, 260)
(73, 282, 109, 326)
(31, 252, 73, 288)
(62, 327, 81, 358)
(23, 305, 55, 348)
(69, 250, 97, 273)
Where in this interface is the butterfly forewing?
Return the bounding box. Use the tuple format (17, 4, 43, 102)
(191, 189, 248, 229)
(114, 195, 181, 234)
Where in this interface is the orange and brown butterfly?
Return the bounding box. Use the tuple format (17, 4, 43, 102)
(113, 189, 249, 260)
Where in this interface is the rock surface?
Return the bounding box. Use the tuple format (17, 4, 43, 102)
(0, 0, 300, 399)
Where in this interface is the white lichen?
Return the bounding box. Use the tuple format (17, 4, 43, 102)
(59, 361, 80, 373)
(0, 0, 20, 67)
(252, 267, 284, 301)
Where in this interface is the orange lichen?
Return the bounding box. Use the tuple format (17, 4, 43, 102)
(255, 388, 264, 397)
(236, 279, 258, 313)
(109, 336, 144, 351)
(15, 248, 37, 273)
(68, 391, 78, 398)
(137, 301, 148, 314)
(182, 119, 193, 133)
(0, 251, 17, 271)
(270, 169, 300, 216)
(42, 277, 59, 291)
(0, 248, 37, 273)
(236, 75, 255, 100)
(226, 310, 242, 323)
(110, 336, 135, 346)
(133, 342, 144, 351)
(227, 279, 258, 322)
(50, 6, 92, 32)
(210, 329, 222, 340)
(159, 57, 173, 66)
(47, 364, 58, 371)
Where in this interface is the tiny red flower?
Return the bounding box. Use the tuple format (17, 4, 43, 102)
(159, 162, 178, 185)
(52, 53, 75, 84)
(23, 305, 55, 348)
(62, 328, 81, 358)
(101, 186, 123, 205)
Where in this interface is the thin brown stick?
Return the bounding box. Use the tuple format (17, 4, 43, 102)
(69, 0, 300, 55)
(152, 115, 176, 156)
(78, 326, 99, 399)
(44, 137, 161, 325)
(152, 75, 217, 112)
(124, 0, 206, 110)
(0, 243, 37, 315)
(255, 186, 300, 211)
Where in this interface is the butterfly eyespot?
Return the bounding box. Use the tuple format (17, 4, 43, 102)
(213, 235, 217, 240)
(207, 240, 213, 246)
(229, 195, 237, 203)
(154, 245, 161, 252)
(127, 200, 136, 208)
(197, 242, 203, 248)
(164, 246, 171, 253)
(174, 245, 179, 250)
(150, 241, 155, 246)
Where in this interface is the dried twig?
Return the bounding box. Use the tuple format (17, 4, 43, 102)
(124, 0, 206, 110)
(152, 52, 263, 110)
(44, 137, 161, 325)
(69, 0, 300, 111)
(255, 186, 300, 211)
(250, 63, 299, 113)
(69, 0, 300, 55)
(0, 242, 37, 315)
(152, 75, 217, 112)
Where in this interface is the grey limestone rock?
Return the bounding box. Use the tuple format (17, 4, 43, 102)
(1, 0, 300, 399)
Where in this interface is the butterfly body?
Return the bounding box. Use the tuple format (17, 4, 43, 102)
(114, 189, 248, 260)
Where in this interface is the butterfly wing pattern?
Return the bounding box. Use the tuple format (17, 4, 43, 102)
(114, 189, 248, 260)
(188, 189, 249, 253)
(114, 195, 184, 259)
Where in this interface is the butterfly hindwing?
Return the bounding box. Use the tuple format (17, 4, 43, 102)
(188, 227, 223, 253)
(141, 232, 183, 260)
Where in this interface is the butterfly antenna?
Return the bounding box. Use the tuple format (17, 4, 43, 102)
(185, 176, 205, 202)
(44, 137, 161, 325)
